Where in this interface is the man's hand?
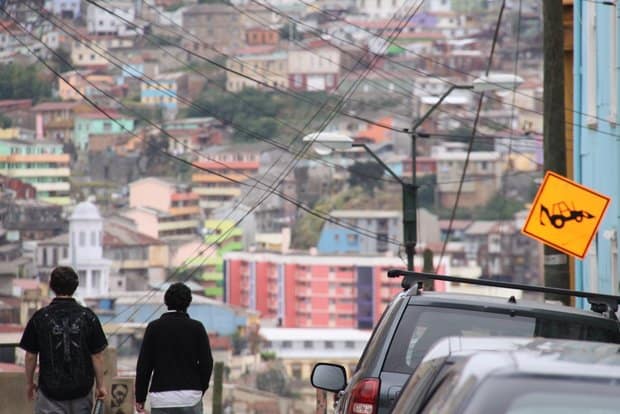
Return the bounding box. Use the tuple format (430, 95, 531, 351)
(135, 402, 145, 413)
(26, 382, 37, 401)
(95, 385, 107, 400)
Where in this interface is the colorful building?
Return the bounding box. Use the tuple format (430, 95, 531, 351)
(574, 1, 620, 298)
(0, 139, 71, 205)
(317, 210, 402, 255)
(224, 252, 414, 328)
(226, 46, 288, 92)
(199, 219, 244, 299)
(140, 72, 188, 110)
(31, 101, 88, 140)
(74, 111, 135, 151)
(123, 177, 201, 240)
(191, 145, 262, 217)
(57, 70, 117, 101)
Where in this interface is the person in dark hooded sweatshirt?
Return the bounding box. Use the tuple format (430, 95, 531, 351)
(135, 282, 213, 414)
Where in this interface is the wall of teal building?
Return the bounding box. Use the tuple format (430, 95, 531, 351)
(574, 1, 620, 306)
(74, 117, 135, 150)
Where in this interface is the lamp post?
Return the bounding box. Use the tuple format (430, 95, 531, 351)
(303, 74, 523, 271)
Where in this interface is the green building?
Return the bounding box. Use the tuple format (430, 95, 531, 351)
(74, 111, 135, 151)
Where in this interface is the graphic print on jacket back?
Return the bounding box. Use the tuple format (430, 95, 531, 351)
(38, 305, 95, 398)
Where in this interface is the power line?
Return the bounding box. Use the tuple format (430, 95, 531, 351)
(0, 6, 415, 327)
(81, 0, 425, 327)
(81, 0, 547, 153)
(82, 0, 409, 134)
(255, 0, 620, 139)
(106, 0, 427, 341)
(435, 0, 507, 272)
(23, 2, 400, 187)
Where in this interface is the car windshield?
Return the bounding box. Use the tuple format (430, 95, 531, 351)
(383, 305, 620, 374)
(462, 375, 620, 414)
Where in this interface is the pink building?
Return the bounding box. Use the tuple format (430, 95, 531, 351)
(224, 252, 415, 329)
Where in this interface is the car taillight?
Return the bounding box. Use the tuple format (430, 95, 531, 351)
(347, 378, 380, 414)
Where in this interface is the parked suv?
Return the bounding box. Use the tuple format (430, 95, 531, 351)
(391, 337, 620, 414)
(311, 271, 620, 414)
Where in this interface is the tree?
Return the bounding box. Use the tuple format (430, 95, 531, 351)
(347, 161, 384, 195)
(49, 47, 72, 74)
(475, 193, 525, 220)
(0, 63, 52, 102)
(189, 88, 333, 142)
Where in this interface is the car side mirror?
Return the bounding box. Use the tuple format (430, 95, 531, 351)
(311, 363, 347, 392)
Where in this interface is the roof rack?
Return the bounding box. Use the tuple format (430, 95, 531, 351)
(387, 269, 620, 321)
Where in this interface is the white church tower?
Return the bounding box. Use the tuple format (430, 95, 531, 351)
(65, 200, 111, 298)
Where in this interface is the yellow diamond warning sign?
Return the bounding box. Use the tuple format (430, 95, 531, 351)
(522, 171, 611, 259)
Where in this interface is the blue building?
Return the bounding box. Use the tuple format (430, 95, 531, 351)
(95, 292, 248, 337)
(140, 72, 188, 110)
(574, 2, 620, 299)
(317, 208, 441, 255)
(317, 210, 402, 255)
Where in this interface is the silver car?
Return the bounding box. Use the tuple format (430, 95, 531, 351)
(392, 337, 620, 414)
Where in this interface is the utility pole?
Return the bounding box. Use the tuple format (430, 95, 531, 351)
(543, 0, 570, 303)
(212, 362, 224, 414)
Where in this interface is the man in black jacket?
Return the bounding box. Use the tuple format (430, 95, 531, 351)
(135, 282, 213, 414)
(19, 266, 108, 413)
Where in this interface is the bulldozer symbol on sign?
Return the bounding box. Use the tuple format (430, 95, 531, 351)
(539, 201, 595, 229)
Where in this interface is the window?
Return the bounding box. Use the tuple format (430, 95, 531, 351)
(79, 231, 85, 247)
(345, 340, 355, 349)
(303, 341, 313, 349)
(281, 341, 292, 348)
(90, 231, 96, 246)
(325, 341, 334, 349)
(92, 270, 101, 290)
(78, 270, 86, 287)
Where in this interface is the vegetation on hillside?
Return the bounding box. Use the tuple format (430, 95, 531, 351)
(0, 63, 52, 102)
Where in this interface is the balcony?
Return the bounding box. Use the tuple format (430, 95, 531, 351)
(295, 288, 312, 297)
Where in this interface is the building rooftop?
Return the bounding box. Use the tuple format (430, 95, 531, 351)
(103, 222, 163, 247)
(70, 201, 101, 220)
(31, 101, 81, 112)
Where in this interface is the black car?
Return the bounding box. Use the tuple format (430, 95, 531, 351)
(391, 337, 620, 414)
(310, 271, 620, 414)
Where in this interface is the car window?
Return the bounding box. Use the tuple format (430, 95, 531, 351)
(384, 306, 536, 374)
(462, 375, 620, 414)
(383, 305, 620, 375)
(392, 358, 450, 413)
(534, 317, 620, 342)
(417, 371, 461, 414)
(354, 295, 406, 372)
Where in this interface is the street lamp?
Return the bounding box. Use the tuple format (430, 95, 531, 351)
(303, 73, 523, 271)
(303, 132, 415, 268)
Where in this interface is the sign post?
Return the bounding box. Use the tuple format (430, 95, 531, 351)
(522, 171, 611, 259)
